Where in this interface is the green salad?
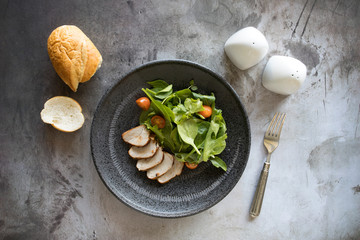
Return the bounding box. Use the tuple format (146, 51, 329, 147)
(137, 80, 227, 171)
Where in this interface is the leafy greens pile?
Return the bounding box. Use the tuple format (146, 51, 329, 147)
(140, 80, 228, 171)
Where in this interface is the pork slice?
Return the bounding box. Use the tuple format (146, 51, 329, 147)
(157, 156, 184, 184)
(122, 125, 150, 147)
(128, 139, 158, 159)
(136, 148, 164, 171)
(147, 152, 174, 179)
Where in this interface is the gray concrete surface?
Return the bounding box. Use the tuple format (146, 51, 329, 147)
(1, 0, 359, 239)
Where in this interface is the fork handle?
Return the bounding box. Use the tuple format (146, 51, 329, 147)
(250, 162, 270, 217)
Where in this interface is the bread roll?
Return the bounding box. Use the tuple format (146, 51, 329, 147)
(40, 96, 85, 132)
(47, 25, 102, 92)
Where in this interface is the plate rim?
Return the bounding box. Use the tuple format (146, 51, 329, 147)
(90, 59, 251, 218)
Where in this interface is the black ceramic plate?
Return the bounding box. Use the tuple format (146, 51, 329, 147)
(91, 59, 250, 218)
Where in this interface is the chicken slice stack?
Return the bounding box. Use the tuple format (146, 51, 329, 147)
(122, 125, 184, 183)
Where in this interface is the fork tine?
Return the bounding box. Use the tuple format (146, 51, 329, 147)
(271, 114, 281, 136)
(275, 113, 286, 137)
(266, 112, 279, 135)
(272, 113, 286, 137)
(266, 113, 286, 137)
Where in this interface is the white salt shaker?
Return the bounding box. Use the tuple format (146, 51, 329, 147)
(224, 27, 269, 70)
(262, 55, 307, 95)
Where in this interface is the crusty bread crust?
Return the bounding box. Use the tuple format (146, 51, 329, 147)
(47, 25, 102, 91)
(80, 38, 103, 83)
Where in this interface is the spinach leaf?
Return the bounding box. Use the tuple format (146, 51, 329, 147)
(163, 88, 192, 105)
(139, 106, 155, 124)
(143, 88, 174, 123)
(175, 151, 198, 162)
(192, 92, 215, 106)
(170, 127, 190, 153)
(202, 113, 227, 161)
(147, 80, 169, 91)
(175, 88, 192, 101)
(142, 88, 175, 152)
(155, 84, 173, 99)
(146, 80, 173, 100)
(144, 121, 175, 152)
(210, 156, 227, 171)
(194, 121, 210, 147)
(177, 119, 201, 155)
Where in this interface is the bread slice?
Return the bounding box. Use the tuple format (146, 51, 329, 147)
(40, 96, 85, 132)
(47, 25, 102, 92)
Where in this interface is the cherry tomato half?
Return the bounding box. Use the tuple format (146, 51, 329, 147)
(198, 105, 212, 118)
(150, 115, 166, 129)
(185, 162, 198, 170)
(136, 97, 150, 111)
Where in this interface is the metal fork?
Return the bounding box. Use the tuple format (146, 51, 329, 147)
(250, 112, 286, 217)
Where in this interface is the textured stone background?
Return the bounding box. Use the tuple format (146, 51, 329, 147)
(1, 0, 359, 239)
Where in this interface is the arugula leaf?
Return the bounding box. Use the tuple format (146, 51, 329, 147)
(184, 98, 203, 114)
(177, 119, 201, 155)
(173, 98, 204, 124)
(172, 104, 187, 123)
